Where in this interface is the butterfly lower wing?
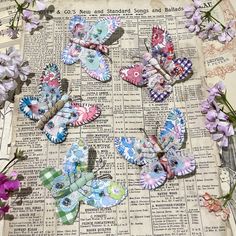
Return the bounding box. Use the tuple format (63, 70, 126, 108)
(84, 16, 121, 44)
(159, 108, 186, 151)
(63, 140, 89, 175)
(114, 137, 156, 165)
(56, 192, 81, 224)
(140, 159, 167, 190)
(119, 64, 148, 86)
(167, 58, 193, 82)
(166, 149, 196, 177)
(82, 179, 127, 208)
(43, 101, 101, 143)
(151, 26, 175, 60)
(19, 96, 49, 121)
(79, 47, 110, 81)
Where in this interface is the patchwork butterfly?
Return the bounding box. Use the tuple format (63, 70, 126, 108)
(62, 15, 121, 82)
(19, 64, 101, 144)
(40, 139, 128, 224)
(114, 108, 196, 190)
(119, 26, 193, 102)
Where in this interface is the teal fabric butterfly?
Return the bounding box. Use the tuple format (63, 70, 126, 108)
(62, 15, 121, 81)
(40, 139, 127, 224)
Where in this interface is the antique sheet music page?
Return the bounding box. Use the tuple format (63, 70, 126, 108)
(0, 0, 235, 235)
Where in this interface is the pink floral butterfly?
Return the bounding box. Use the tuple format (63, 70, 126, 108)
(19, 64, 101, 144)
(119, 26, 193, 102)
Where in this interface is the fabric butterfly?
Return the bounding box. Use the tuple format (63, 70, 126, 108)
(40, 139, 128, 224)
(62, 15, 121, 81)
(114, 108, 196, 190)
(119, 26, 193, 102)
(19, 64, 101, 144)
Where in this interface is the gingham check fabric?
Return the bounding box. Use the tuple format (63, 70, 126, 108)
(39, 167, 62, 190)
(56, 201, 80, 224)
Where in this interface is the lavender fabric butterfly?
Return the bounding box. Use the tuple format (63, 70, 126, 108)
(114, 108, 196, 190)
(62, 15, 121, 81)
(40, 139, 128, 224)
(119, 26, 193, 102)
(19, 64, 101, 144)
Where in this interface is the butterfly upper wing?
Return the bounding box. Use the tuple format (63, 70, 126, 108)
(19, 64, 63, 121)
(151, 26, 175, 61)
(69, 15, 90, 38)
(159, 108, 186, 152)
(82, 179, 127, 208)
(83, 16, 121, 44)
(43, 101, 101, 143)
(114, 137, 157, 165)
(63, 140, 89, 175)
(39, 64, 63, 108)
(119, 64, 148, 87)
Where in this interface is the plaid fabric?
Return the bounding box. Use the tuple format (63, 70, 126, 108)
(56, 198, 80, 224)
(173, 57, 192, 81)
(39, 167, 62, 190)
(149, 88, 171, 102)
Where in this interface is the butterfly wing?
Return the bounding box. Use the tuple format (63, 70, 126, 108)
(151, 26, 174, 61)
(159, 108, 186, 152)
(114, 137, 157, 165)
(19, 96, 49, 121)
(69, 15, 90, 38)
(63, 140, 89, 175)
(82, 179, 127, 208)
(140, 159, 167, 190)
(165, 149, 196, 177)
(83, 16, 121, 44)
(43, 101, 101, 143)
(119, 64, 148, 86)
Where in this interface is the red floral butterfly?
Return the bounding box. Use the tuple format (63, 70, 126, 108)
(120, 26, 193, 102)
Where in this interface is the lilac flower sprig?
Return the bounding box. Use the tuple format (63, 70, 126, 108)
(0, 47, 31, 107)
(0, 148, 27, 219)
(5, 0, 47, 38)
(201, 81, 236, 148)
(184, 0, 236, 43)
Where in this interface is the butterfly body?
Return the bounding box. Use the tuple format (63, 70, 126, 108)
(62, 15, 121, 81)
(114, 108, 196, 190)
(120, 26, 193, 102)
(40, 140, 127, 224)
(20, 64, 101, 144)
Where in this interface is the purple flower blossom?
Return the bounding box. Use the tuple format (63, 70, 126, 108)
(36, 0, 46, 11)
(186, 9, 202, 33)
(207, 81, 225, 97)
(22, 10, 40, 32)
(218, 20, 236, 43)
(6, 28, 19, 39)
(199, 22, 223, 40)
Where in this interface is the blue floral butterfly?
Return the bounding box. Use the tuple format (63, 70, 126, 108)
(40, 139, 127, 224)
(62, 15, 121, 81)
(114, 108, 196, 190)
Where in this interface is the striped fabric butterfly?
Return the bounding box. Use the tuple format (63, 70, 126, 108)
(62, 15, 121, 82)
(114, 108, 196, 190)
(19, 64, 101, 144)
(119, 26, 193, 102)
(40, 139, 128, 224)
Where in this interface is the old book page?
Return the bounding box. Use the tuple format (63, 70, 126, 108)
(0, 0, 235, 235)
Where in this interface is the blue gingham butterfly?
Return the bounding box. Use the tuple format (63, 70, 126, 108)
(19, 64, 101, 144)
(40, 139, 128, 224)
(62, 15, 121, 81)
(119, 26, 193, 102)
(114, 108, 196, 190)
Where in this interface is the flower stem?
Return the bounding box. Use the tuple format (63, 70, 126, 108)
(1, 156, 17, 173)
(223, 181, 236, 207)
(210, 15, 225, 28)
(208, 0, 223, 13)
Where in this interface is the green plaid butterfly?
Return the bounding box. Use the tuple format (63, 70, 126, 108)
(40, 139, 127, 224)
